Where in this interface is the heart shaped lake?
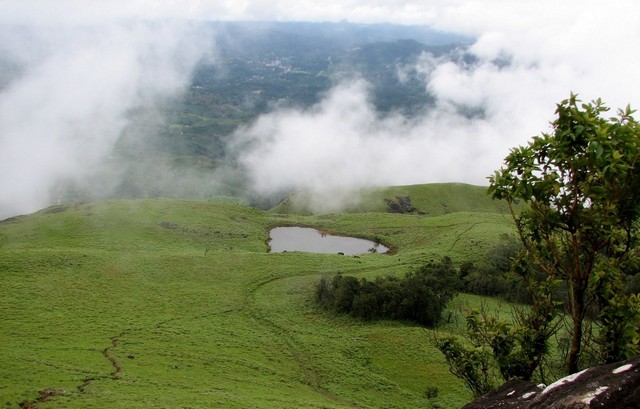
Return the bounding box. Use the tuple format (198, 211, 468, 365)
(269, 227, 389, 255)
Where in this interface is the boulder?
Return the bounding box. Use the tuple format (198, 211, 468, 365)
(463, 355, 640, 408)
(460, 378, 544, 408)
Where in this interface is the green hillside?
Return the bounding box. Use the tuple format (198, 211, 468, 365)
(270, 183, 517, 216)
(0, 191, 517, 408)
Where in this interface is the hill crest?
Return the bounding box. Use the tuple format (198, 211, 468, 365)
(269, 182, 514, 216)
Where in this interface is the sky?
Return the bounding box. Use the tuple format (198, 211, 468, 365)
(1, 0, 640, 216)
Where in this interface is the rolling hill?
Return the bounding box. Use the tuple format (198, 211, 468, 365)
(270, 183, 519, 216)
(0, 184, 517, 408)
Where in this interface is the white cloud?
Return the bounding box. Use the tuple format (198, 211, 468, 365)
(232, 0, 640, 211)
(0, 21, 212, 218)
(234, 79, 508, 212)
(2, 0, 640, 215)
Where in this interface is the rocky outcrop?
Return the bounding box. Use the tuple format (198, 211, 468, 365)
(463, 355, 640, 408)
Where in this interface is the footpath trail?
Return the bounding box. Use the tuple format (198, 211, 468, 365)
(243, 260, 412, 409)
(102, 333, 125, 380)
(19, 332, 125, 408)
(18, 388, 58, 409)
(244, 270, 362, 409)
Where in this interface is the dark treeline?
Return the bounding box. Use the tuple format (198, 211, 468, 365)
(314, 237, 537, 328)
(459, 234, 534, 304)
(315, 257, 462, 327)
(462, 234, 640, 305)
(316, 234, 640, 328)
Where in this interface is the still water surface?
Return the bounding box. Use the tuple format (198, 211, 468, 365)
(269, 227, 388, 255)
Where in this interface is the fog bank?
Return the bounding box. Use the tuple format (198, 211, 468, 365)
(0, 21, 212, 218)
(2, 1, 640, 217)
(233, 1, 640, 212)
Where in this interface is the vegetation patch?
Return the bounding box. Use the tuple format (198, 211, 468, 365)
(315, 257, 461, 326)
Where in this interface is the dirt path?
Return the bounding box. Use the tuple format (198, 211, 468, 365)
(102, 333, 124, 379)
(20, 332, 125, 408)
(448, 221, 481, 251)
(243, 264, 402, 409)
(18, 388, 58, 409)
(245, 273, 353, 407)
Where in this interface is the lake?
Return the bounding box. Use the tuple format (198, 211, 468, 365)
(269, 227, 389, 255)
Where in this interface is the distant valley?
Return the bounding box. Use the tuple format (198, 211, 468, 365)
(56, 22, 472, 207)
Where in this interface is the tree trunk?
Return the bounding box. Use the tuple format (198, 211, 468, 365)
(567, 282, 585, 374)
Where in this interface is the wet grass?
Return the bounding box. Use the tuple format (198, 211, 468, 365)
(1, 195, 516, 408)
(270, 182, 522, 216)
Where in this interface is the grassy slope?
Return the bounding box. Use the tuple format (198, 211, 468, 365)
(0, 188, 517, 409)
(270, 183, 517, 216)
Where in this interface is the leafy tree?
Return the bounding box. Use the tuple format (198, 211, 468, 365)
(399, 256, 462, 326)
(435, 332, 496, 398)
(332, 275, 361, 314)
(436, 272, 559, 396)
(488, 94, 640, 373)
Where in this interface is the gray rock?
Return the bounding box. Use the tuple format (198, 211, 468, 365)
(462, 355, 640, 408)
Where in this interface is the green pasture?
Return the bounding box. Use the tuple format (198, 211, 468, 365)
(270, 183, 521, 217)
(1, 185, 518, 408)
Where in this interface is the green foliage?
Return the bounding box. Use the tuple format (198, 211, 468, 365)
(593, 261, 640, 363)
(488, 94, 640, 373)
(597, 293, 640, 362)
(436, 279, 558, 397)
(316, 257, 462, 327)
(384, 196, 420, 214)
(435, 335, 496, 398)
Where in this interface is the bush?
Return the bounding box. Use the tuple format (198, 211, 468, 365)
(461, 236, 539, 304)
(423, 386, 439, 399)
(315, 257, 461, 327)
(384, 195, 417, 213)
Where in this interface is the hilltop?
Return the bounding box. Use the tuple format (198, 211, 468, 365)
(270, 183, 518, 216)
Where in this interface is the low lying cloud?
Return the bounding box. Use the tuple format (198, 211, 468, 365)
(2, 1, 640, 216)
(0, 21, 212, 218)
(234, 79, 508, 212)
(234, 1, 640, 212)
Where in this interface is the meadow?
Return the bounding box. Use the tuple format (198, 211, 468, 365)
(0, 184, 518, 408)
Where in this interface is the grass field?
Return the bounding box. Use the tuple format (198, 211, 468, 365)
(269, 183, 521, 216)
(0, 185, 518, 408)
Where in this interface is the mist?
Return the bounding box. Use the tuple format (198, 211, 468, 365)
(233, 78, 506, 212)
(2, 1, 640, 217)
(232, 1, 640, 212)
(0, 20, 213, 219)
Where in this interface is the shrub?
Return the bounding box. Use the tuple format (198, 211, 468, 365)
(423, 386, 439, 399)
(315, 257, 461, 327)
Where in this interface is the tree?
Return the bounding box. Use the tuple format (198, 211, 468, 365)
(436, 295, 558, 397)
(488, 95, 640, 373)
(435, 331, 496, 398)
(399, 256, 462, 326)
(436, 263, 559, 396)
